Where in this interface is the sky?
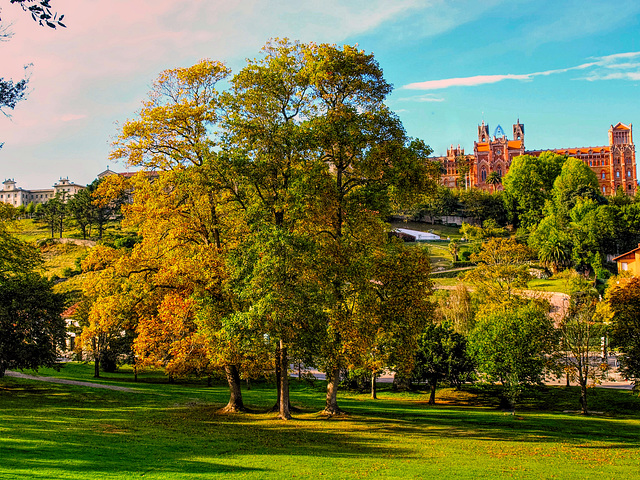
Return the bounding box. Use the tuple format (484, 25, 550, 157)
(1, 0, 640, 189)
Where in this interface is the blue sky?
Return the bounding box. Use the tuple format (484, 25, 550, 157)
(1, 0, 639, 189)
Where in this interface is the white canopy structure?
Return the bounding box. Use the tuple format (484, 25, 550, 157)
(395, 228, 441, 241)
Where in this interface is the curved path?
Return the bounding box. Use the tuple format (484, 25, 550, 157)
(4, 371, 137, 392)
(434, 284, 569, 323)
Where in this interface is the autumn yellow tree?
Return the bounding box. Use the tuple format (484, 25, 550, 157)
(106, 60, 265, 411)
(463, 237, 534, 307)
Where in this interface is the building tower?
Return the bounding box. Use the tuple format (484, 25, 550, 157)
(513, 119, 525, 143)
(478, 121, 490, 143)
(608, 123, 636, 195)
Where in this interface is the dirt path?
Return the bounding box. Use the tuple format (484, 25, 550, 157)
(5, 371, 138, 392)
(434, 284, 569, 323)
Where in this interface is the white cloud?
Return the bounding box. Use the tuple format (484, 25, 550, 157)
(404, 74, 534, 90)
(403, 52, 640, 90)
(398, 94, 445, 102)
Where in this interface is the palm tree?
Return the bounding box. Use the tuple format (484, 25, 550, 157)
(537, 235, 572, 273)
(486, 171, 502, 193)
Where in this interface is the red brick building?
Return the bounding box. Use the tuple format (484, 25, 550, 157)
(433, 121, 637, 195)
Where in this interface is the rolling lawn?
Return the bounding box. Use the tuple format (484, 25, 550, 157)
(1, 363, 639, 479)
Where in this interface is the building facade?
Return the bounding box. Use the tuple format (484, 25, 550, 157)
(0, 177, 85, 207)
(433, 121, 637, 195)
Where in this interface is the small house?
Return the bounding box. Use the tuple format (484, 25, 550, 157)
(612, 244, 640, 276)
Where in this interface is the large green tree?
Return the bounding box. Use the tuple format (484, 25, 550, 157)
(301, 42, 438, 415)
(0, 204, 65, 377)
(0, 273, 66, 377)
(551, 157, 603, 219)
(412, 322, 474, 404)
(502, 152, 565, 228)
(469, 300, 557, 410)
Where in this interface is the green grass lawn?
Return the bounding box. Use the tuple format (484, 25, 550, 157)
(9, 219, 51, 242)
(2, 363, 639, 479)
(527, 277, 574, 295)
(41, 243, 90, 279)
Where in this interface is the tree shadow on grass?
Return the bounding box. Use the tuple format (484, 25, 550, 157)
(334, 397, 640, 450)
(0, 380, 413, 479)
(3, 376, 640, 479)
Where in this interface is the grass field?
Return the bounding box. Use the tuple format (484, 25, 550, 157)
(1, 363, 639, 479)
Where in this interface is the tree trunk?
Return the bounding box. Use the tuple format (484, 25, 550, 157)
(371, 373, 377, 400)
(271, 343, 282, 412)
(428, 382, 437, 405)
(580, 380, 588, 415)
(323, 366, 343, 415)
(92, 338, 100, 378)
(278, 340, 292, 420)
(222, 364, 245, 413)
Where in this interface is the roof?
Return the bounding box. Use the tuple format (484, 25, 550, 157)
(508, 140, 522, 149)
(395, 228, 441, 240)
(529, 146, 610, 156)
(612, 244, 640, 262)
(96, 169, 159, 180)
(612, 122, 631, 131)
(97, 168, 119, 178)
(476, 143, 490, 152)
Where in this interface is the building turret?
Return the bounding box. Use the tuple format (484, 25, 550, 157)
(478, 121, 489, 143)
(513, 119, 525, 142)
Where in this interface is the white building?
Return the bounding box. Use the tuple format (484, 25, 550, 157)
(0, 177, 85, 207)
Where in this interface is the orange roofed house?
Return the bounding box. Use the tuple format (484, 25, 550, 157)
(433, 121, 637, 195)
(613, 244, 640, 276)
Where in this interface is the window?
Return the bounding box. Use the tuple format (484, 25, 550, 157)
(628, 170, 632, 178)
(616, 171, 620, 178)
(602, 186, 606, 194)
(481, 168, 487, 182)
(601, 171, 605, 179)
(622, 262, 628, 271)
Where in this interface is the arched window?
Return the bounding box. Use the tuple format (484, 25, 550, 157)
(616, 170, 620, 178)
(628, 184, 633, 191)
(497, 167, 502, 177)
(481, 168, 487, 182)
(601, 171, 605, 180)
(602, 186, 606, 194)
(627, 170, 632, 178)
